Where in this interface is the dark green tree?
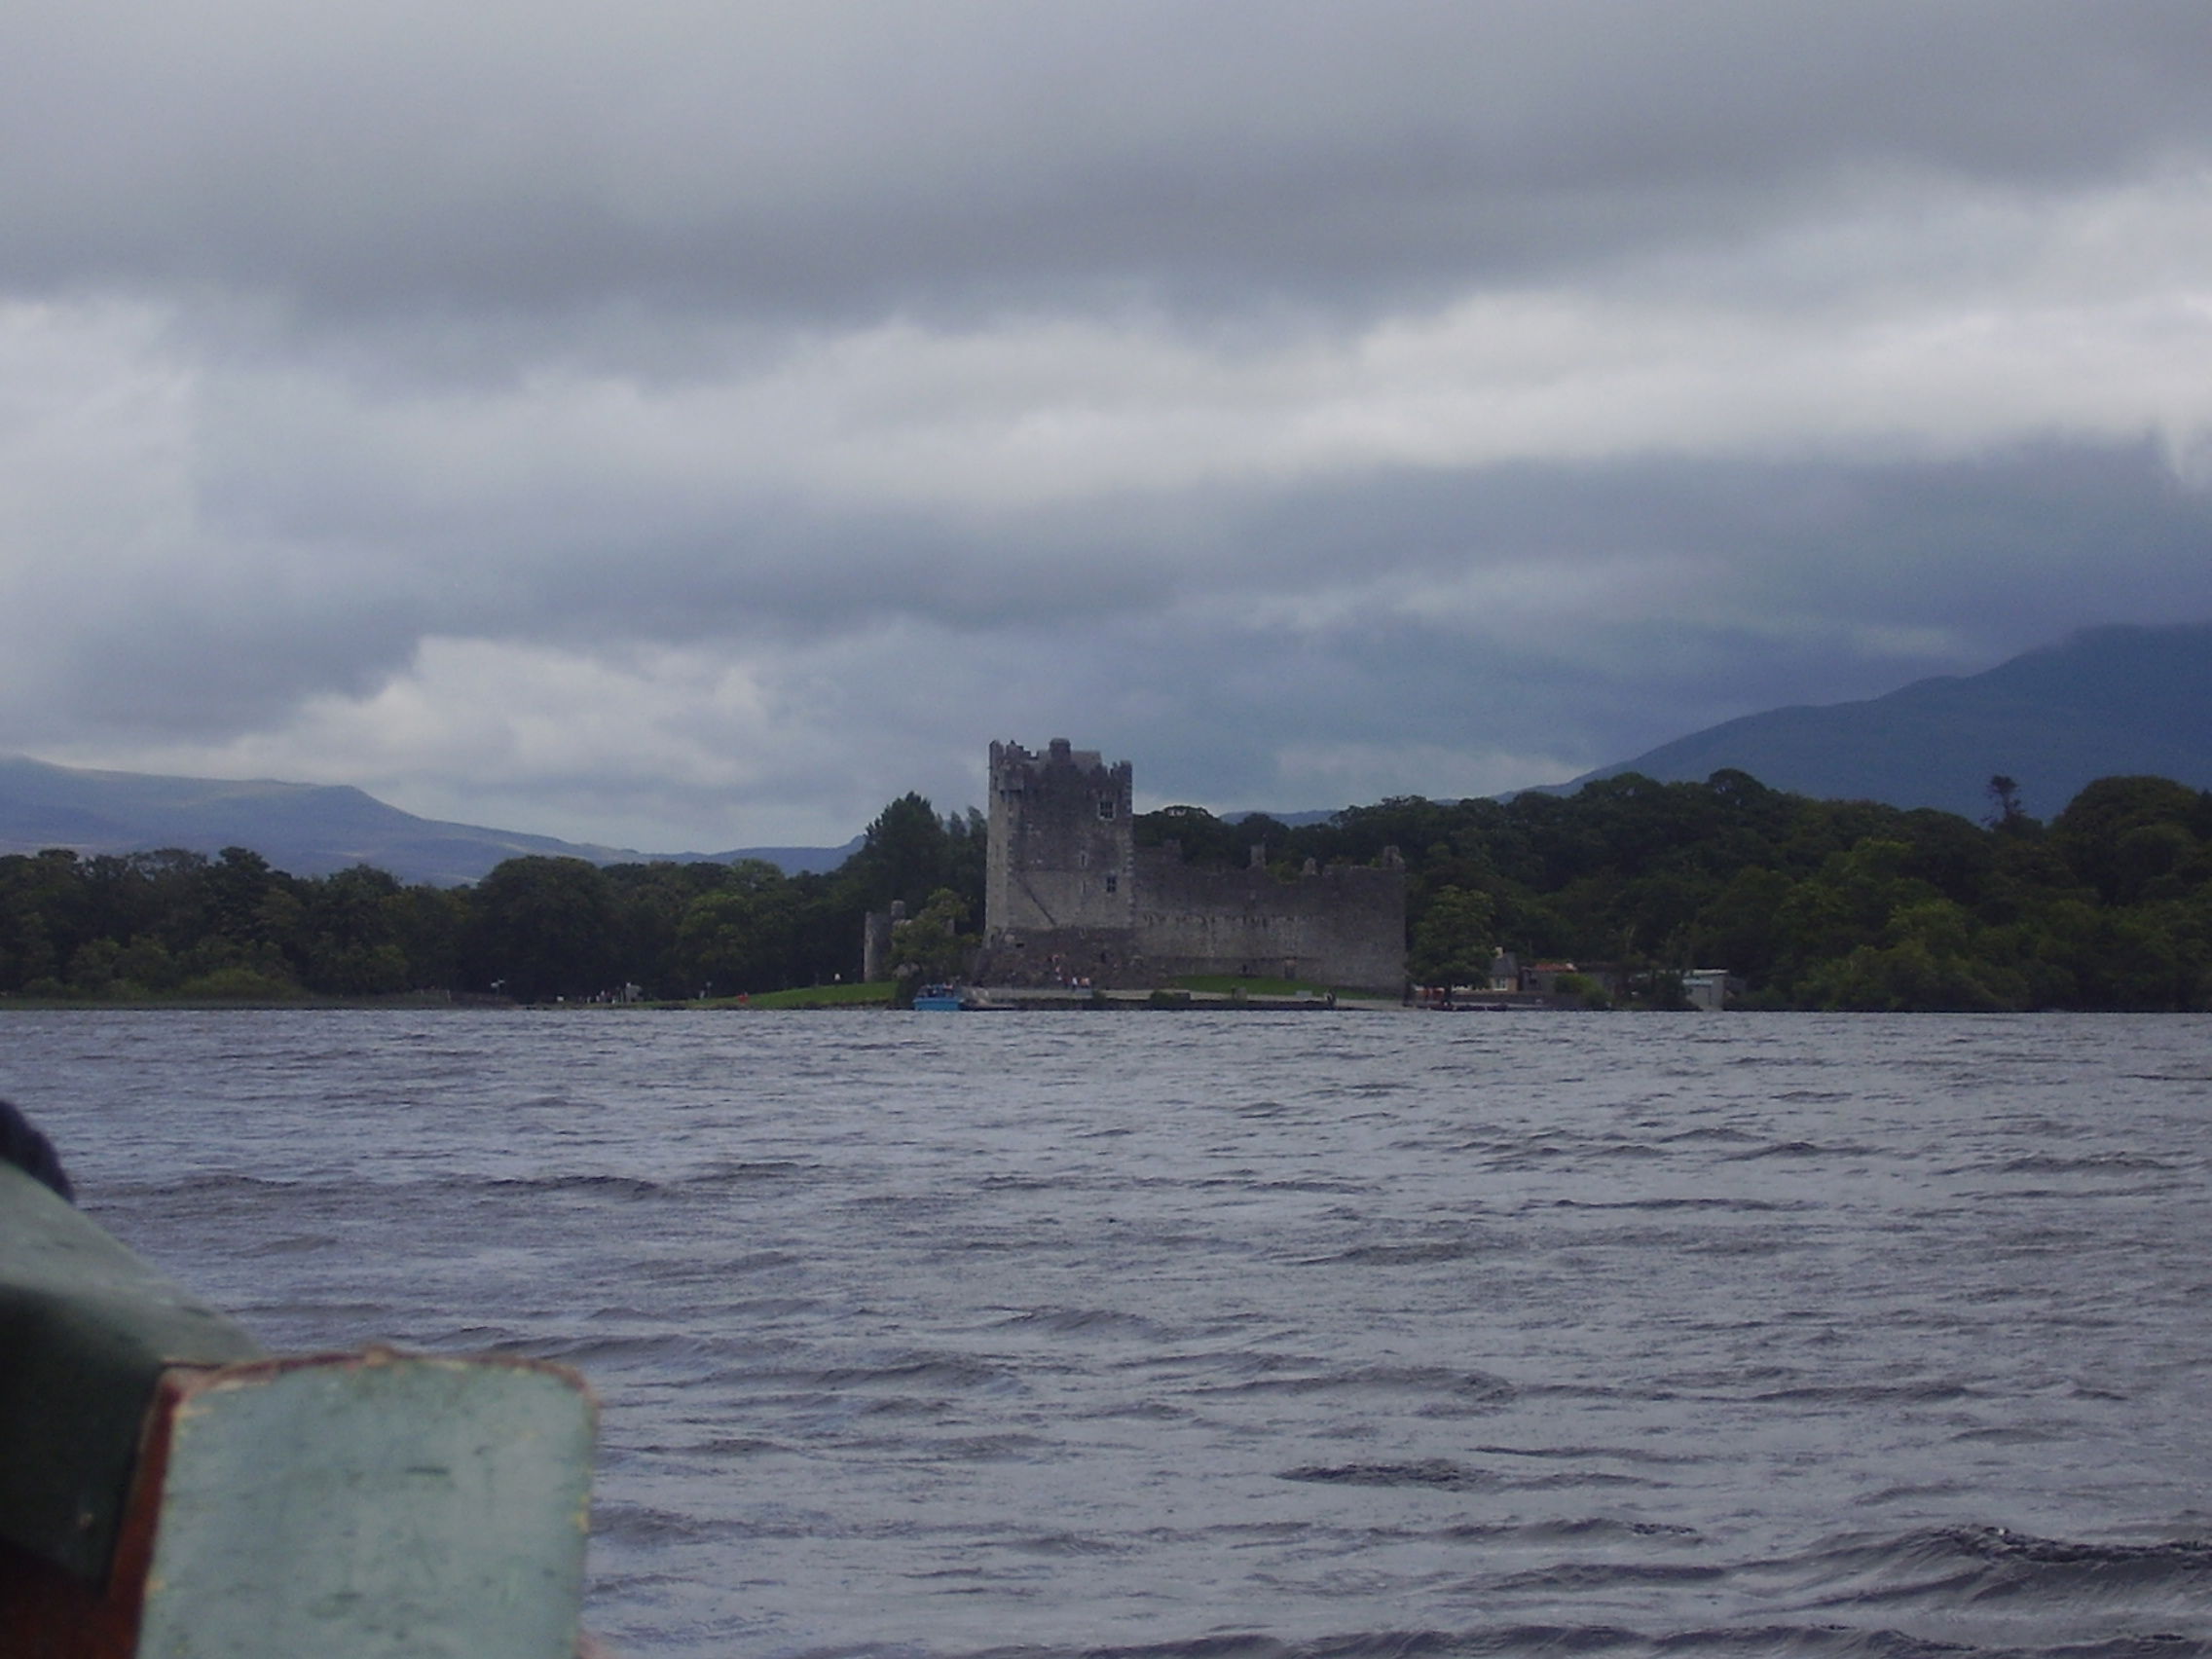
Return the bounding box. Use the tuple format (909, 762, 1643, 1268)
(1408, 886, 1495, 989)
(845, 793, 952, 912)
(883, 887, 977, 985)
(675, 861, 802, 995)
(464, 857, 621, 1002)
(2051, 776, 2211, 903)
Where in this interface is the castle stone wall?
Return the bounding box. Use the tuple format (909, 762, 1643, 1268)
(1129, 853, 1406, 990)
(977, 738, 1406, 993)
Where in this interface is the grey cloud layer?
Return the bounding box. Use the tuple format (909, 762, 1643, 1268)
(4, 2, 2210, 845)
(27, 404, 2205, 756)
(6, 2, 2209, 321)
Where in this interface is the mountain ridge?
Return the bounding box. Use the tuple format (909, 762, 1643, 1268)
(1575, 622, 2212, 819)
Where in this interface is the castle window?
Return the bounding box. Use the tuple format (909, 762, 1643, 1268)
(1105, 873, 1119, 893)
(1096, 796, 1115, 820)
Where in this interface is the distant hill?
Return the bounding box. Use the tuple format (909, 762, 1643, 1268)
(1577, 623, 2212, 820)
(0, 756, 859, 885)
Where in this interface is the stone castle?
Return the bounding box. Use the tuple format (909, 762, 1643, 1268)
(972, 738, 1405, 991)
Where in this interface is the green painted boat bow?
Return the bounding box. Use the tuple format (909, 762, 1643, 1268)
(0, 1162, 599, 1658)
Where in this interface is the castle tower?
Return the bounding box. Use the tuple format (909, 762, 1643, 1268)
(985, 738, 1136, 941)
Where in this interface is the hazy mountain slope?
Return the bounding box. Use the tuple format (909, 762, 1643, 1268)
(1578, 623, 2212, 819)
(696, 839, 864, 876)
(0, 756, 856, 884)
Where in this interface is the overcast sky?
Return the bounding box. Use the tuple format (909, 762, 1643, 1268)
(5, 1, 2211, 851)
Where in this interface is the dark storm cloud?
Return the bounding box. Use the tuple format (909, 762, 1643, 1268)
(1011, 440, 2212, 806)
(150, 429, 2212, 701)
(3, 1, 2208, 326)
(1229, 439, 2212, 652)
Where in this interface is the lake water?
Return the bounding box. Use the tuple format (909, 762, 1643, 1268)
(8, 1009, 2212, 1658)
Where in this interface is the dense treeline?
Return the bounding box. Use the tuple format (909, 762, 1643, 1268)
(1138, 770, 2212, 1011)
(0, 793, 986, 1005)
(6, 770, 2211, 1011)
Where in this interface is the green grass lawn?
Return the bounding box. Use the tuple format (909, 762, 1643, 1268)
(731, 981, 897, 1010)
